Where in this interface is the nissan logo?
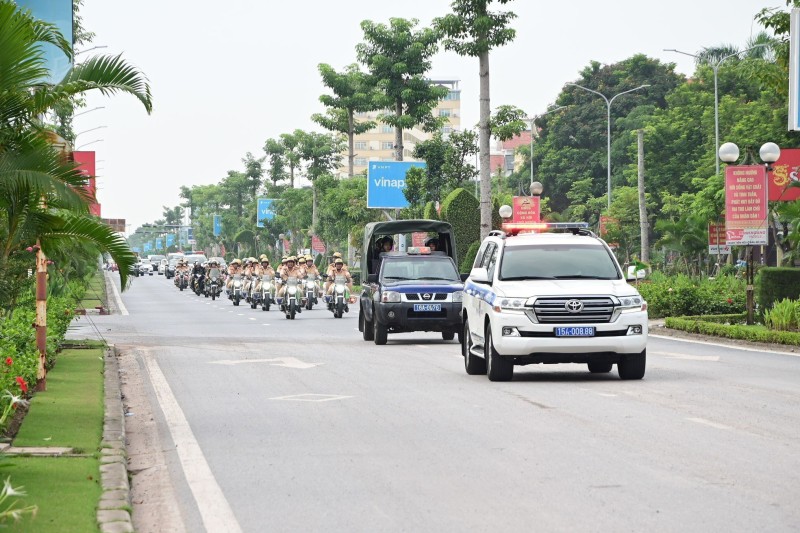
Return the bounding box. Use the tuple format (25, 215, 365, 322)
(422, 293, 432, 301)
(565, 299, 584, 313)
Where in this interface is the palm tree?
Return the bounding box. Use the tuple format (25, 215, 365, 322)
(0, 0, 153, 306)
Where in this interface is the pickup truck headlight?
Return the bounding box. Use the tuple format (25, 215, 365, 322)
(618, 296, 647, 313)
(381, 291, 402, 303)
(451, 291, 463, 303)
(494, 297, 527, 312)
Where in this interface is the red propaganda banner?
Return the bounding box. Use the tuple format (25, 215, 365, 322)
(311, 235, 326, 254)
(512, 196, 540, 222)
(708, 222, 730, 255)
(411, 232, 427, 247)
(73, 150, 101, 216)
(725, 165, 768, 245)
(767, 148, 800, 201)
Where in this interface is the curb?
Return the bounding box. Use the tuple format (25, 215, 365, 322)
(97, 345, 134, 533)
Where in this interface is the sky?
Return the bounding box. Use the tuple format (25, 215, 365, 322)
(71, 0, 774, 232)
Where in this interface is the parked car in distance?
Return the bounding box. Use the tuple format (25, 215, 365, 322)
(147, 255, 165, 272)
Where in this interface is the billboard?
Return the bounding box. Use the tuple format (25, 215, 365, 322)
(256, 199, 275, 228)
(367, 161, 425, 209)
(311, 235, 326, 254)
(73, 151, 101, 216)
(767, 148, 800, 201)
(16, 0, 73, 84)
(708, 222, 730, 255)
(166, 234, 175, 247)
(725, 165, 768, 246)
(512, 196, 540, 223)
(155, 238, 163, 250)
(101, 218, 126, 232)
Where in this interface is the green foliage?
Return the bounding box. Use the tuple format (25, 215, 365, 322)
(636, 272, 746, 318)
(423, 201, 439, 221)
(460, 241, 481, 273)
(441, 188, 480, 265)
(489, 104, 527, 141)
(435, 1, 517, 57)
(665, 316, 800, 346)
(762, 298, 799, 331)
(756, 267, 800, 312)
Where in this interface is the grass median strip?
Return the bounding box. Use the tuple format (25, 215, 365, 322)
(4, 347, 104, 532)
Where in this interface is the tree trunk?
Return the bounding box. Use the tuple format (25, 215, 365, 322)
(479, 51, 491, 240)
(35, 242, 47, 391)
(289, 163, 295, 189)
(312, 183, 319, 233)
(348, 110, 355, 178)
(637, 129, 650, 263)
(395, 99, 404, 162)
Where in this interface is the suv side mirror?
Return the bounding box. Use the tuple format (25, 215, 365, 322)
(367, 274, 378, 284)
(469, 267, 490, 284)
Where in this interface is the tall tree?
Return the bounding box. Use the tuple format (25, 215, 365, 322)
(435, 0, 517, 239)
(279, 131, 303, 188)
(263, 138, 287, 186)
(242, 151, 265, 198)
(356, 18, 447, 161)
(297, 131, 345, 231)
(312, 63, 377, 177)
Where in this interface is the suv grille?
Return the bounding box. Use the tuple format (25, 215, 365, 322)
(533, 297, 615, 324)
(405, 293, 448, 301)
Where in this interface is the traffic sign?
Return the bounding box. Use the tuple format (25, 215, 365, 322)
(367, 161, 425, 209)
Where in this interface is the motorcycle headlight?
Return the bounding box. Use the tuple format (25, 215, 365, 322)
(452, 290, 464, 303)
(381, 291, 401, 303)
(234, 281, 241, 288)
(336, 285, 345, 294)
(288, 287, 297, 295)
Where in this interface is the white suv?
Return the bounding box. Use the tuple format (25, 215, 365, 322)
(462, 224, 648, 382)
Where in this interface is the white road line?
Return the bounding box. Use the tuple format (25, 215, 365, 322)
(237, 313, 244, 316)
(143, 350, 242, 533)
(248, 318, 256, 321)
(652, 351, 720, 362)
(262, 324, 271, 326)
(650, 334, 799, 357)
(414, 345, 429, 349)
(687, 417, 731, 430)
(105, 271, 128, 316)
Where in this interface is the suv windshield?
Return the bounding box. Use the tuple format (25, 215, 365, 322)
(381, 257, 459, 281)
(499, 244, 621, 280)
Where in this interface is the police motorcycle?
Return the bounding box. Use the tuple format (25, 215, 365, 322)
(248, 273, 261, 309)
(206, 266, 223, 301)
(303, 274, 319, 310)
(259, 274, 275, 311)
(328, 274, 351, 319)
(229, 274, 244, 306)
(278, 276, 301, 319)
(175, 269, 189, 291)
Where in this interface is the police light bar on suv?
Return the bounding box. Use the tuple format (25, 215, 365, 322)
(500, 222, 589, 235)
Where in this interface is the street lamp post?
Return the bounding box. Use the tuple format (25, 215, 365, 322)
(526, 106, 568, 194)
(718, 141, 780, 325)
(530, 181, 543, 221)
(76, 139, 103, 150)
(567, 83, 650, 209)
(664, 44, 768, 176)
(73, 106, 105, 118)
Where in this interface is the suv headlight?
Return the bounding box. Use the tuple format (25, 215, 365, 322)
(381, 291, 401, 303)
(452, 290, 463, 303)
(494, 297, 527, 312)
(618, 296, 647, 313)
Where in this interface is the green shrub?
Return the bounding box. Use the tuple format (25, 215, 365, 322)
(460, 241, 481, 273)
(441, 188, 479, 266)
(756, 268, 800, 313)
(637, 272, 745, 318)
(763, 298, 799, 331)
(423, 201, 439, 221)
(665, 316, 800, 345)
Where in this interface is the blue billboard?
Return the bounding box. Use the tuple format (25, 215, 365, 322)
(155, 238, 163, 251)
(16, 0, 73, 84)
(367, 161, 425, 209)
(143, 242, 152, 253)
(166, 233, 175, 247)
(213, 215, 222, 236)
(257, 199, 275, 228)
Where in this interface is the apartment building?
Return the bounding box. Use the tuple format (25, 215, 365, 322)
(340, 79, 462, 176)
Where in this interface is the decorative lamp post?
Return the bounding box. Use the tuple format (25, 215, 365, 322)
(718, 141, 780, 325)
(530, 181, 543, 221)
(567, 83, 650, 209)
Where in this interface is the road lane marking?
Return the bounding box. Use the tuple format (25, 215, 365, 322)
(105, 271, 128, 316)
(143, 350, 243, 533)
(650, 334, 800, 357)
(248, 318, 256, 321)
(652, 351, 720, 362)
(210, 357, 322, 369)
(270, 394, 351, 402)
(237, 313, 244, 316)
(687, 417, 731, 430)
(262, 324, 271, 326)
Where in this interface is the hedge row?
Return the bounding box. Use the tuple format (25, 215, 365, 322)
(665, 316, 800, 346)
(757, 267, 800, 311)
(441, 188, 479, 267)
(636, 273, 746, 318)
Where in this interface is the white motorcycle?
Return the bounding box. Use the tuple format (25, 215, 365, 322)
(329, 275, 350, 319)
(260, 274, 275, 312)
(304, 274, 319, 310)
(279, 277, 300, 320)
(229, 274, 243, 306)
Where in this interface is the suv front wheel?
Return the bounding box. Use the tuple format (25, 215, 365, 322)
(485, 326, 513, 382)
(618, 349, 646, 380)
(462, 319, 486, 375)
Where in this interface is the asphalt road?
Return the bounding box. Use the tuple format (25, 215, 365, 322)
(72, 272, 800, 533)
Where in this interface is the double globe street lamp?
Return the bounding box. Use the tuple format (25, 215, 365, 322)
(718, 141, 780, 325)
(567, 83, 650, 209)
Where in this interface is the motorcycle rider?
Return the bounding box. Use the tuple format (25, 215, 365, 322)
(278, 255, 303, 311)
(303, 255, 323, 297)
(323, 252, 350, 295)
(191, 260, 205, 293)
(326, 257, 353, 301)
(254, 255, 275, 294)
(297, 256, 308, 278)
(226, 258, 242, 293)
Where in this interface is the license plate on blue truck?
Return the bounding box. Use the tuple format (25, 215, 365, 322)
(413, 304, 441, 312)
(554, 326, 595, 337)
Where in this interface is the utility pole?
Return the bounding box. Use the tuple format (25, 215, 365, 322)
(637, 129, 649, 264)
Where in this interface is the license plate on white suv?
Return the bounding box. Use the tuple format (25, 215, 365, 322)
(555, 327, 595, 337)
(413, 304, 441, 312)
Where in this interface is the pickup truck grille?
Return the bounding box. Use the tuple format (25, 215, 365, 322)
(533, 297, 615, 324)
(405, 293, 448, 301)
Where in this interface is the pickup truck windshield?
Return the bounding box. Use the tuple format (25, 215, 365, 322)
(381, 257, 459, 282)
(499, 244, 621, 281)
